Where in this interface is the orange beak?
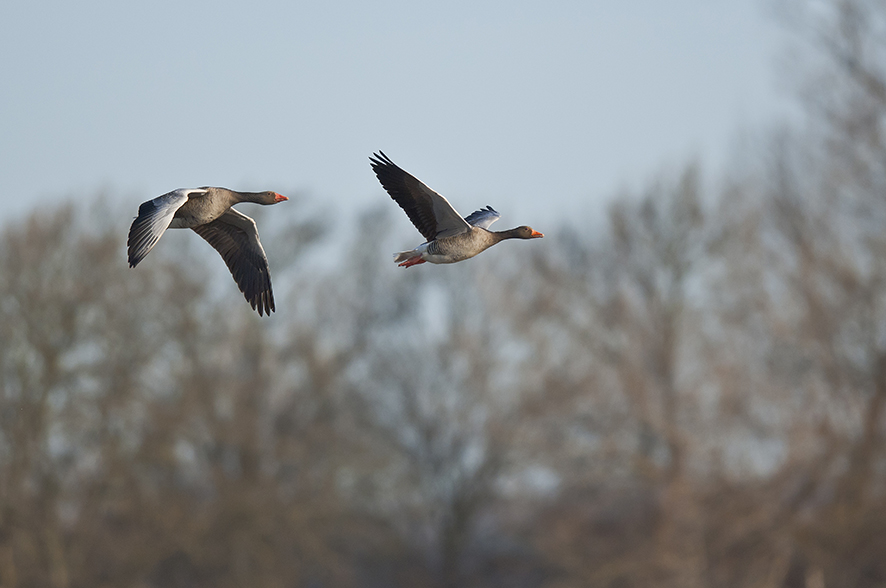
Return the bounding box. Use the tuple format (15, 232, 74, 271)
(530, 230, 544, 238)
(275, 193, 289, 202)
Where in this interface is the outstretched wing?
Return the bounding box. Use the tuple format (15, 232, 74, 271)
(191, 208, 275, 316)
(127, 188, 205, 267)
(463, 205, 501, 230)
(370, 151, 472, 241)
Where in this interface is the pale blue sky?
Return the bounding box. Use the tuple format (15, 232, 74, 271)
(1, 1, 789, 227)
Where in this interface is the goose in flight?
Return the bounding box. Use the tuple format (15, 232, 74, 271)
(127, 187, 287, 315)
(369, 152, 543, 267)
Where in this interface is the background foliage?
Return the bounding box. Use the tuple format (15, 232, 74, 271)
(3, 2, 886, 586)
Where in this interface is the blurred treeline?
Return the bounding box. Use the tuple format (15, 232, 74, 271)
(3, 2, 886, 587)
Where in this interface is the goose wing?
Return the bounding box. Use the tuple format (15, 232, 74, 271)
(463, 205, 501, 229)
(127, 188, 206, 267)
(191, 208, 275, 316)
(370, 151, 471, 241)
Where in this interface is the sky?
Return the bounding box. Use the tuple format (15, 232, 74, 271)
(0, 1, 791, 230)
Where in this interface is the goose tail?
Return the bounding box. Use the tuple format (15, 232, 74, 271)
(394, 249, 420, 263)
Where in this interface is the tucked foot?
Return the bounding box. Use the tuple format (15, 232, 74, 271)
(398, 257, 427, 268)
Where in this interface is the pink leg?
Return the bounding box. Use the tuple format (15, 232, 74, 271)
(399, 257, 427, 268)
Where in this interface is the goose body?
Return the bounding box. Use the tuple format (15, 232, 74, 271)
(127, 187, 288, 316)
(369, 152, 543, 267)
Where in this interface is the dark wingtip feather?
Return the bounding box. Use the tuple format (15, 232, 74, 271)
(369, 150, 393, 165)
(126, 217, 150, 268)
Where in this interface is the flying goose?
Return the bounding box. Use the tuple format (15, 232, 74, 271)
(127, 187, 287, 315)
(370, 152, 543, 267)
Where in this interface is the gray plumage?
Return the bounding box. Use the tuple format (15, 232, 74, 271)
(127, 187, 288, 316)
(370, 152, 543, 267)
